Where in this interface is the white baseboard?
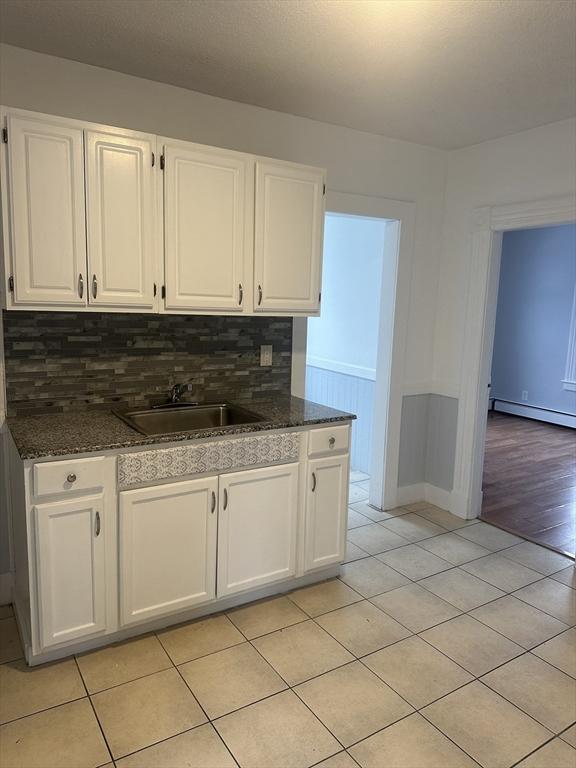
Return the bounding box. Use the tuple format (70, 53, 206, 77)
(0, 571, 13, 605)
(424, 484, 453, 511)
(395, 483, 458, 513)
(395, 483, 427, 506)
(494, 402, 576, 429)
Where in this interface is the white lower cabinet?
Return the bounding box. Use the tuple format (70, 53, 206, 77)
(217, 463, 299, 597)
(304, 454, 349, 572)
(34, 494, 106, 649)
(119, 477, 218, 626)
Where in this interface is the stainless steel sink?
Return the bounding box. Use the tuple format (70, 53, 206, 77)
(114, 403, 264, 436)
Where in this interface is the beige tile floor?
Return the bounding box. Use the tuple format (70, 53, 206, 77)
(0, 478, 575, 768)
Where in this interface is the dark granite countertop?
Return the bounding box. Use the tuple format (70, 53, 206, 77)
(8, 397, 356, 460)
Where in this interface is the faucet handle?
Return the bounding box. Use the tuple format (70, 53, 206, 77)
(171, 382, 193, 403)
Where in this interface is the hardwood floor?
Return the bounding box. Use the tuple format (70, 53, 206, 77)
(480, 411, 576, 558)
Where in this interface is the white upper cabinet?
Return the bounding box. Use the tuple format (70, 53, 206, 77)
(163, 141, 250, 312)
(85, 130, 156, 309)
(5, 114, 87, 306)
(1, 108, 327, 315)
(254, 159, 325, 313)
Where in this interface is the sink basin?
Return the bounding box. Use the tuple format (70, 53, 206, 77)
(114, 403, 264, 436)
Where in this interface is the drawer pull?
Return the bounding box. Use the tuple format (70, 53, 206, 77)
(67, 473, 77, 484)
(329, 437, 336, 448)
(95, 511, 101, 537)
(311, 471, 317, 492)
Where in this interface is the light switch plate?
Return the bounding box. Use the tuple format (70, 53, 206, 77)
(260, 345, 273, 367)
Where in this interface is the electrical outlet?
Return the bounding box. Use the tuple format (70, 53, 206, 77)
(521, 390, 528, 401)
(260, 345, 273, 367)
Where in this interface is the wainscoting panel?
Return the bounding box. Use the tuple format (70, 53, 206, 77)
(305, 364, 374, 474)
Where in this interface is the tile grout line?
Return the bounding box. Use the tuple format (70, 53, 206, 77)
(73, 655, 115, 766)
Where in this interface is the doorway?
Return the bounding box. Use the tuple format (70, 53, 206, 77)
(305, 211, 398, 506)
(480, 224, 576, 556)
(452, 195, 576, 553)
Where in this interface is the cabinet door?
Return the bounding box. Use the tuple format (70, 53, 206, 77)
(34, 494, 106, 649)
(254, 160, 325, 313)
(304, 455, 349, 572)
(119, 477, 218, 626)
(6, 114, 86, 306)
(85, 130, 156, 308)
(218, 463, 299, 596)
(163, 142, 249, 311)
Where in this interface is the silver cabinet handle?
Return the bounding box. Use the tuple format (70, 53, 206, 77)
(257, 284, 263, 306)
(211, 491, 216, 514)
(95, 511, 101, 537)
(92, 274, 98, 299)
(78, 273, 84, 299)
(67, 473, 77, 484)
(238, 283, 244, 305)
(311, 472, 317, 492)
(223, 488, 228, 510)
(329, 436, 336, 448)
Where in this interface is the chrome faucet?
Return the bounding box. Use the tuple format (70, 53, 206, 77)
(170, 382, 193, 403)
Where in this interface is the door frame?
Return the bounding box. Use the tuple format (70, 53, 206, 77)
(452, 195, 576, 519)
(292, 191, 416, 512)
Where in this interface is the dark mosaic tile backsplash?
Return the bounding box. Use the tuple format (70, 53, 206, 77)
(3, 312, 293, 416)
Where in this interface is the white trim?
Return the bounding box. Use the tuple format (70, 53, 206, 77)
(394, 482, 453, 512)
(306, 356, 376, 381)
(395, 483, 427, 507)
(0, 571, 13, 605)
(402, 380, 461, 399)
(453, 194, 576, 521)
(494, 401, 576, 429)
(563, 285, 576, 390)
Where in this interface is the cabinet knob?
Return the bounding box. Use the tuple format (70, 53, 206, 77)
(67, 473, 77, 484)
(329, 437, 336, 448)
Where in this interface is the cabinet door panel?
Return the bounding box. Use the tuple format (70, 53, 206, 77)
(254, 160, 324, 313)
(164, 143, 249, 311)
(120, 477, 217, 626)
(218, 463, 298, 596)
(305, 455, 349, 571)
(35, 494, 106, 649)
(85, 130, 156, 308)
(7, 115, 86, 306)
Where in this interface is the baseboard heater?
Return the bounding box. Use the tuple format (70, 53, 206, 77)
(492, 399, 576, 429)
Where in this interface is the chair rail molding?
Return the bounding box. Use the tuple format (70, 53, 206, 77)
(452, 194, 576, 520)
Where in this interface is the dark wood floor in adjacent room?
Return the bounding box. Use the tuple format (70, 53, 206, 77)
(481, 411, 576, 558)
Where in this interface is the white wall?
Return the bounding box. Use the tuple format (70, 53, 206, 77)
(307, 213, 387, 377)
(433, 118, 576, 393)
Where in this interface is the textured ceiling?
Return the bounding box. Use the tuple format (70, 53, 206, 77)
(0, 0, 575, 149)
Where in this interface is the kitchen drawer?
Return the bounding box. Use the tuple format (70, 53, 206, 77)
(307, 424, 350, 457)
(33, 456, 106, 498)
